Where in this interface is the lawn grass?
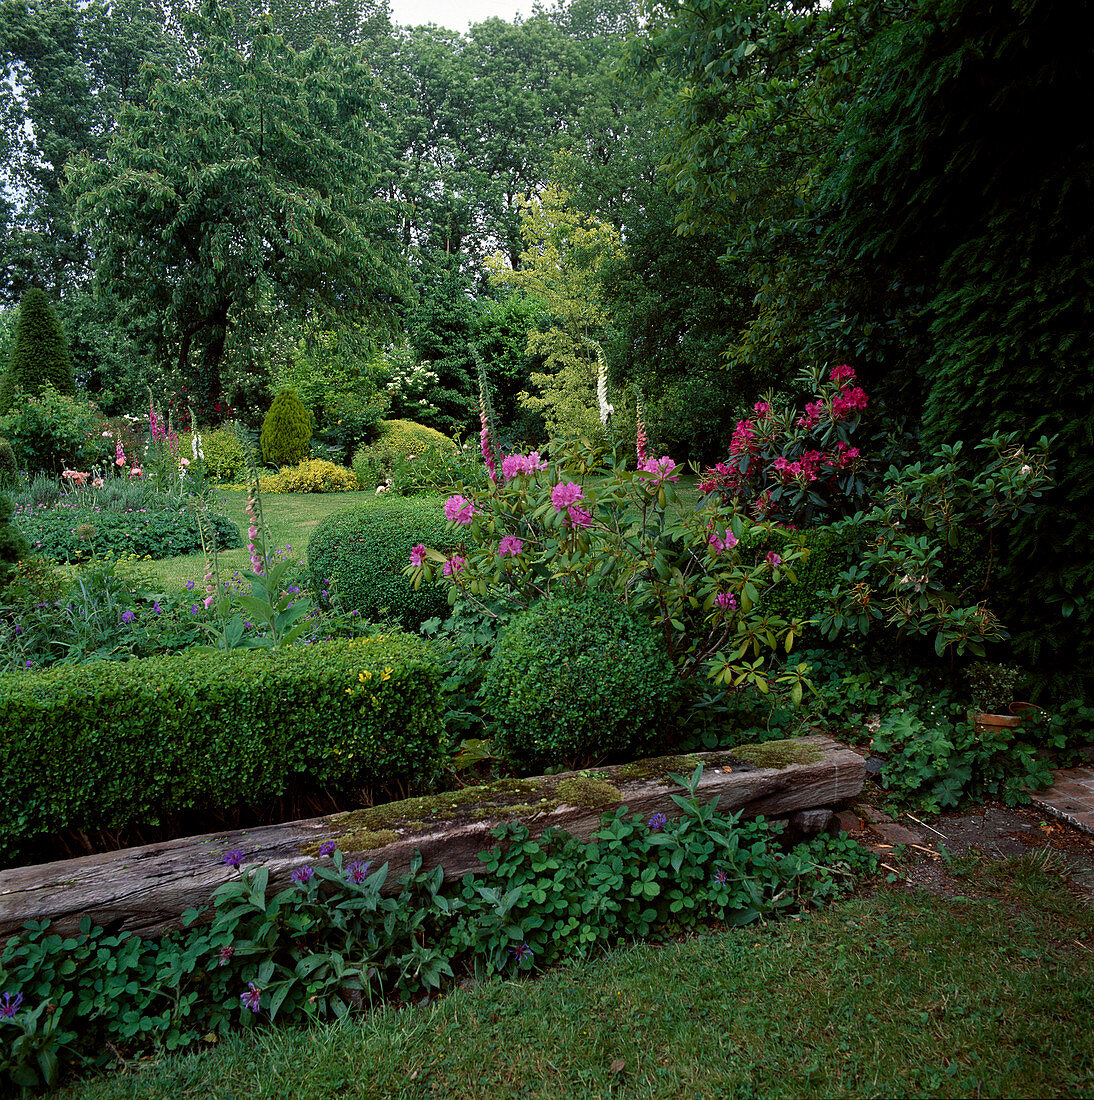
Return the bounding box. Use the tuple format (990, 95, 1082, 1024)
(143, 489, 362, 591)
(142, 474, 706, 593)
(59, 852, 1094, 1099)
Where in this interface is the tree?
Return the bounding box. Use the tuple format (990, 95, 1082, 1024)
(488, 184, 621, 441)
(66, 2, 411, 416)
(0, 287, 74, 412)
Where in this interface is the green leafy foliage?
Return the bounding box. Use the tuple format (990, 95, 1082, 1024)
(0, 635, 443, 863)
(307, 496, 451, 629)
(0, 288, 74, 413)
(178, 428, 246, 483)
(0, 771, 872, 1091)
(11, 496, 239, 563)
(0, 386, 108, 476)
(260, 389, 313, 469)
(0, 493, 27, 590)
(483, 594, 679, 771)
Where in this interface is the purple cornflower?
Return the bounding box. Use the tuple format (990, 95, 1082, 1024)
(712, 869, 731, 887)
(345, 860, 370, 885)
(240, 982, 262, 1013)
(222, 849, 247, 869)
(648, 812, 667, 832)
(0, 992, 23, 1017)
(217, 945, 234, 967)
(290, 865, 315, 886)
(121, 609, 136, 623)
(509, 943, 533, 962)
(318, 840, 338, 858)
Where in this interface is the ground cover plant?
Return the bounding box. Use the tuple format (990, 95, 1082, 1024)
(21, 832, 1094, 1099)
(0, 769, 878, 1092)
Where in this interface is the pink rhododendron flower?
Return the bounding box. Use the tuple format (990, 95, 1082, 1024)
(830, 363, 856, 385)
(501, 452, 547, 481)
(835, 441, 861, 467)
(715, 592, 738, 611)
(551, 481, 583, 511)
(443, 555, 466, 576)
(753, 400, 771, 418)
(498, 534, 524, 556)
(409, 543, 427, 567)
(708, 528, 739, 554)
(797, 400, 826, 430)
(638, 455, 680, 483)
(567, 505, 593, 529)
(766, 551, 782, 568)
(444, 495, 476, 525)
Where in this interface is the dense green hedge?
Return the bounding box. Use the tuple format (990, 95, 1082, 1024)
(484, 594, 680, 772)
(0, 635, 443, 865)
(13, 503, 240, 562)
(740, 526, 845, 625)
(307, 496, 451, 628)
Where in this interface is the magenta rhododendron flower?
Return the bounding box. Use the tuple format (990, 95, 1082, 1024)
(832, 386, 868, 419)
(830, 363, 856, 384)
(753, 400, 771, 417)
(715, 592, 738, 611)
(498, 535, 524, 556)
(766, 551, 782, 568)
(443, 555, 466, 576)
(444, 494, 476, 525)
(409, 543, 427, 567)
(567, 505, 593, 529)
(501, 452, 548, 481)
(708, 528, 739, 554)
(638, 455, 680, 483)
(551, 481, 583, 511)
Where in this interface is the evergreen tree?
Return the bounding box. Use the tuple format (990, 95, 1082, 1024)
(261, 389, 313, 468)
(0, 287, 74, 413)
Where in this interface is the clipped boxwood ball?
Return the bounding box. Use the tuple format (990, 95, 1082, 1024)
(307, 495, 450, 629)
(484, 594, 680, 772)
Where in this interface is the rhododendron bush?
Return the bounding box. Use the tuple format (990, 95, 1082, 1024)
(698, 364, 870, 528)
(405, 438, 810, 696)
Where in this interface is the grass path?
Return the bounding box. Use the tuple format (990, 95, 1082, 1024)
(60, 852, 1094, 1099)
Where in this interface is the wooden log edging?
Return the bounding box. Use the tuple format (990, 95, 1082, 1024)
(0, 736, 864, 938)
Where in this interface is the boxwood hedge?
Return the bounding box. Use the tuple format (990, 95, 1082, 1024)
(307, 496, 451, 629)
(0, 635, 442, 865)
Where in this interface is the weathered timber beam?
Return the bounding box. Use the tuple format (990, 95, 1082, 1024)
(0, 737, 864, 938)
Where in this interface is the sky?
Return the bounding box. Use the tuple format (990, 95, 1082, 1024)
(388, 1, 539, 33)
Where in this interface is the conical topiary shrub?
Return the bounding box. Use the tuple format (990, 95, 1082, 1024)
(0, 288, 75, 414)
(260, 388, 313, 468)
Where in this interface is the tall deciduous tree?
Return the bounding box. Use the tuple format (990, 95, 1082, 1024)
(67, 1, 410, 415)
(488, 183, 621, 440)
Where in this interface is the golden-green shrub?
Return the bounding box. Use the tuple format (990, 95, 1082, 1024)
(259, 458, 359, 493)
(178, 428, 247, 482)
